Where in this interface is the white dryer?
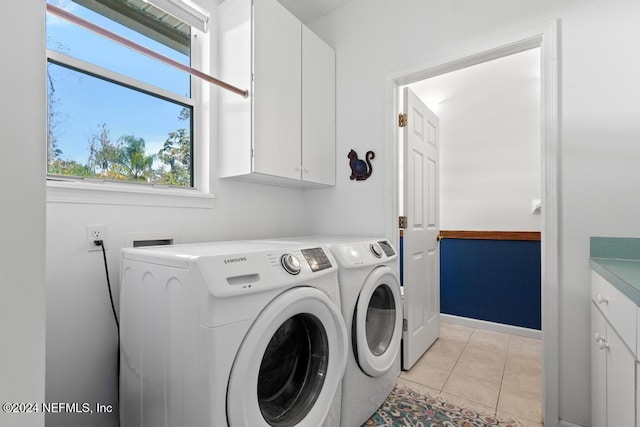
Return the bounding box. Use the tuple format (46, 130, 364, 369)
(119, 240, 348, 427)
(264, 236, 403, 427)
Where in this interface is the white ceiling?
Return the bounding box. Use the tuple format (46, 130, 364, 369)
(277, 0, 356, 24)
(270, 2, 540, 112)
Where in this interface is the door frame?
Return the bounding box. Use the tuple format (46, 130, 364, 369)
(384, 21, 560, 426)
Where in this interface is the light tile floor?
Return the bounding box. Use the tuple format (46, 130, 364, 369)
(399, 322, 543, 426)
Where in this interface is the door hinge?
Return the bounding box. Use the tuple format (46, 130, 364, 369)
(399, 216, 407, 229)
(398, 113, 408, 128)
(402, 318, 408, 332)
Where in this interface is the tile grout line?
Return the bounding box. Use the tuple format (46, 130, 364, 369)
(438, 326, 474, 395)
(495, 333, 513, 416)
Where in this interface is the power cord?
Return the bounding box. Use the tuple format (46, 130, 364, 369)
(94, 239, 120, 425)
(95, 239, 120, 332)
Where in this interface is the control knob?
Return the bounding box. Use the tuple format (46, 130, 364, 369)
(370, 243, 383, 258)
(281, 254, 301, 275)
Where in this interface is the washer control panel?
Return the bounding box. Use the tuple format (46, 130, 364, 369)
(301, 247, 333, 272)
(279, 247, 333, 275)
(369, 243, 384, 258)
(280, 254, 301, 275)
(377, 240, 396, 257)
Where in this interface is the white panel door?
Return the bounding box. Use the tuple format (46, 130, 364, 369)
(302, 26, 335, 186)
(401, 87, 440, 370)
(252, 0, 301, 180)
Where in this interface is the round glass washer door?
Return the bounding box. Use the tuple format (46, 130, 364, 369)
(354, 266, 403, 377)
(227, 287, 348, 427)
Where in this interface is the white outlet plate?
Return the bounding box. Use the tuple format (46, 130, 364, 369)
(531, 199, 542, 215)
(87, 225, 107, 251)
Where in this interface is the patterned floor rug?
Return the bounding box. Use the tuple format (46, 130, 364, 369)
(362, 386, 522, 427)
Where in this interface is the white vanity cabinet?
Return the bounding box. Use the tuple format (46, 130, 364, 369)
(591, 302, 607, 427)
(591, 270, 637, 427)
(218, 0, 335, 187)
(638, 359, 640, 427)
(637, 305, 640, 427)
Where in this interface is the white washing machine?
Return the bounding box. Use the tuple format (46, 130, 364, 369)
(119, 240, 348, 427)
(264, 236, 403, 427)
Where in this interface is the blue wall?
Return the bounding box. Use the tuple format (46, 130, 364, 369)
(440, 238, 541, 330)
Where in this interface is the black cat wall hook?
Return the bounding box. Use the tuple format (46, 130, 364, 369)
(348, 149, 375, 181)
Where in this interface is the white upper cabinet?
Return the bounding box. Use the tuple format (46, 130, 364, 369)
(218, 0, 336, 187)
(252, 0, 301, 181)
(302, 26, 336, 186)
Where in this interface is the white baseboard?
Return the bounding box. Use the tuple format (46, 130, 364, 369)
(558, 420, 585, 427)
(440, 314, 542, 340)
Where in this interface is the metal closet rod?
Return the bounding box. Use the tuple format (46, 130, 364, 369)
(46, 3, 249, 98)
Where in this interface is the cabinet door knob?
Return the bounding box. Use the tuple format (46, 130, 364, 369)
(598, 340, 610, 350)
(597, 294, 609, 305)
(595, 333, 606, 343)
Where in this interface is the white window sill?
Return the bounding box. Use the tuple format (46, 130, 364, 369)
(46, 179, 216, 209)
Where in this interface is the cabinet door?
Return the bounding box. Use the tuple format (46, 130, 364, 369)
(301, 26, 335, 186)
(253, 0, 302, 180)
(218, 0, 253, 178)
(591, 303, 607, 427)
(607, 326, 636, 427)
(637, 362, 640, 427)
(592, 271, 637, 354)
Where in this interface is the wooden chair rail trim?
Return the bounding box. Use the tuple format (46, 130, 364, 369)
(438, 230, 541, 241)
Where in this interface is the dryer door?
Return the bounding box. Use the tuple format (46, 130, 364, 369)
(354, 266, 403, 377)
(227, 287, 347, 427)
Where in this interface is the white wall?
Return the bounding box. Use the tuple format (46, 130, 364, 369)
(0, 2, 46, 427)
(307, 1, 640, 425)
(11, 1, 640, 426)
(411, 48, 541, 232)
(43, 2, 308, 426)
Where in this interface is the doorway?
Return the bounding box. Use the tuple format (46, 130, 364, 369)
(408, 47, 542, 331)
(385, 24, 560, 426)
(399, 47, 543, 424)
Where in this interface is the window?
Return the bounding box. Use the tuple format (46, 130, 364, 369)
(46, 0, 201, 188)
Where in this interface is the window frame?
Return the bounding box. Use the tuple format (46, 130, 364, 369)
(45, 2, 213, 207)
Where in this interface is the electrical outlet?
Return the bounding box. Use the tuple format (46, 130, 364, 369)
(87, 225, 107, 252)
